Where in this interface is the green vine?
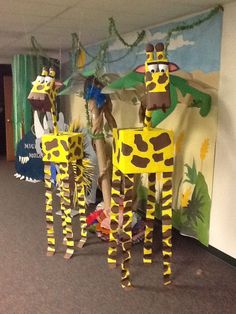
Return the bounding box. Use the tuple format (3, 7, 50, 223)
(84, 100, 91, 130)
(71, 17, 146, 81)
(88, 129, 105, 140)
(165, 5, 223, 54)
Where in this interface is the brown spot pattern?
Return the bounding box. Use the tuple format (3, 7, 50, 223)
(165, 158, 173, 166)
(113, 139, 116, 154)
(149, 133, 171, 150)
(121, 143, 133, 156)
(162, 194, 172, 203)
(149, 173, 156, 182)
(163, 172, 172, 178)
(60, 140, 68, 151)
(162, 180, 172, 191)
(52, 150, 59, 157)
(74, 147, 81, 156)
(152, 153, 163, 162)
(145, 71, 153, 82)
(131, 155, 150, 168)
(158, 73, 168, 84)
(117, 149, 120, 163)
(147, 82, 156, 91)
(45, 138, 58, 151)
(134, 134, 148, 152)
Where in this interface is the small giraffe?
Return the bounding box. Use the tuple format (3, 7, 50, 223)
(108, 43, 177, 288)
(28, 67, 87, 259)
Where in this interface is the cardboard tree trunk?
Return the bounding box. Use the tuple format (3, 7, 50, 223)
(88, 99, 112, 211)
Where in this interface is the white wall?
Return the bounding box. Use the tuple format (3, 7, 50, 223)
(210, 2, 236, 258)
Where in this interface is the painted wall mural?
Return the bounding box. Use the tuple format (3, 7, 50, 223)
(68, 9, 223, 246)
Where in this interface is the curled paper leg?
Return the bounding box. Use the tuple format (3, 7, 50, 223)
(143, 173, 156, 263)
(161, 172, 173, 285)
(76, 161, 87, 248)
(121, 174, 134, 289)
(59, 163, 74, 259)
(108, 167, 121, 268)
(44, 162, 56, 256)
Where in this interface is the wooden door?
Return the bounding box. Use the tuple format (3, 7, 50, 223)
(4, 76, 14, 161)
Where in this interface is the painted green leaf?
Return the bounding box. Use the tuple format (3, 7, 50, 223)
(181, 172, 211, 245)
(184, 159, 198, 184)
(171, 75, 212, 117)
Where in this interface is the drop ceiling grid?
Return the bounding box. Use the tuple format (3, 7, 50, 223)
(0, 0, 234, 63)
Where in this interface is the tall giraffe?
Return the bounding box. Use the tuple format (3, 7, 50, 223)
(108, 42, 178, 288)
(28, 66, 87, 259)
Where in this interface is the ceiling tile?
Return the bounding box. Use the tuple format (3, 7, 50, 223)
(0, 0, 231, 62)
(0, 1, 70, 17)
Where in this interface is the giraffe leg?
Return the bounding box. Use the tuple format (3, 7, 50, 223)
(108, 167, 122, 269)
(121, 174, 134, 289)
(44, 162, 56, 256)
(59, 174, 67, 245)
(59, 163, 74, 259)
(76, 160, 87, 248)
(143, 173, 156, 264)
(161, 172, 173, 285)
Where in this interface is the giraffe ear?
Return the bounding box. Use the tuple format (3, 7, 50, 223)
(54, 81, 63, 89)
(135, 64, 145, 73)
(168, 62, 179, 72)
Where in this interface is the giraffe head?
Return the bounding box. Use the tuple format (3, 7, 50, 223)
(135, 42, 179, 112)
(28, 66, 62, 112)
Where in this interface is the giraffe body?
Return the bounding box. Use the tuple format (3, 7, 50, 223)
(28, 67, 88, 259)
(42, 132, 83, 163)
(109, 42, 175, 288)
(113, 127, 174, 174)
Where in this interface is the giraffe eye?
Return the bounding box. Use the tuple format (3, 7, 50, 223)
(45, 76, 53, 84)
(37, 75, 45, 83)
(147, 64, 158, 73)
(158, 64, 168, 73)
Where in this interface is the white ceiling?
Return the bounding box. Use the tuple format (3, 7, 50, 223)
(0, 0, 233, 63)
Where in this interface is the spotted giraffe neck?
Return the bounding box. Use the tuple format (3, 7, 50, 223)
(50, 101, 59, 136)
(143, 109, 152, 129)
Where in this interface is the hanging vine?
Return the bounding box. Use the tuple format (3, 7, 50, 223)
(71, 18, 146, 81)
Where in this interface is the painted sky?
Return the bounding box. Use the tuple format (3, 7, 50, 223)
(86, 10, 223, 74)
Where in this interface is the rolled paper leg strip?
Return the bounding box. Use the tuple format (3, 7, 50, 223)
(59, 178, 67, 244)
(121, 174, 134, 289)
(60, 163, 74, 259)
(161, 173, 173, 285)
(76, 161, 87, 248)
(44, 162, 56, 256)
(143, 173, 156, 263)
(108, 167, 122, 266)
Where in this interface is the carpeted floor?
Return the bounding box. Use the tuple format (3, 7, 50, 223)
(0, 159, 235, 314)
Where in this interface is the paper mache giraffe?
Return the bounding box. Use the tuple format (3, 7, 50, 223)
(108, 42, 178, 289)
(28, 66, 87, 259)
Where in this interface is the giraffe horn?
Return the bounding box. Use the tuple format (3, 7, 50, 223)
(34, 111, 45, 139)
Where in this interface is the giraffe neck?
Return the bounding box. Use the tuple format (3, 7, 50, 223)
(143, 109, 152, 129)
(51, 101, 59, 135)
